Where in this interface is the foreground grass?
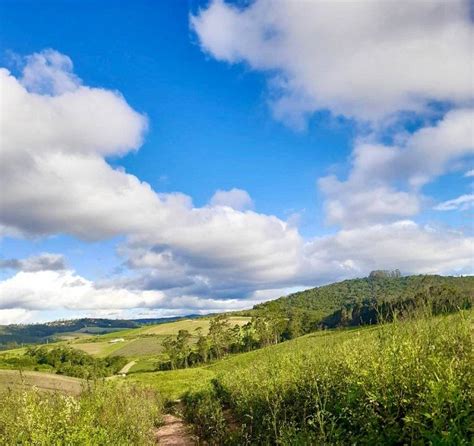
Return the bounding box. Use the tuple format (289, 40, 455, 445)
(182, 311, 473, 444)
(127, 326, 379, 400)
(0, 382, 162, 445)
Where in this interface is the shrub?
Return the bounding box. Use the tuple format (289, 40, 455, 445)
(183, 386, 228, 444)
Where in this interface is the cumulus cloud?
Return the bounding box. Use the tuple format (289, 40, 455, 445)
(0, 253, 66, 272)
(192, 0, 473, 124)
(1, 220, 472, 324)
(319, 109, 474, 227)
(210, 188, 254, 210)
(20, 49, 81, 95)
(1, 49, 472, 324)
(305, 221, 474, 278)
(0, 309, 35, 325)
(0, 50, 303, 292)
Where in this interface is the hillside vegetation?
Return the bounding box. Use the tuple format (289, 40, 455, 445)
(182, 310, 473, 444)
(245, 274, 473, 327)
(0, 274, 472, 444)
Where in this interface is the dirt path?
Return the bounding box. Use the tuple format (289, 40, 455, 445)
(118, 360, 136, 375)
(154, 414, 196, 445)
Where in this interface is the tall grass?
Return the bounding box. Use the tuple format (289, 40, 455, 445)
(184, 312, 473, 444)
(0, 382, 163, 445)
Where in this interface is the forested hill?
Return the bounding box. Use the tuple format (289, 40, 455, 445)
(245, 274, 474, 322)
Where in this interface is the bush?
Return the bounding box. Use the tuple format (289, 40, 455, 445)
(183, 386, 228, 444)
(0, 382, 163, 445)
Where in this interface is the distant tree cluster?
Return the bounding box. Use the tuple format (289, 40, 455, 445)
(25, 346, 127, 378)
(158, 314, 304, 370)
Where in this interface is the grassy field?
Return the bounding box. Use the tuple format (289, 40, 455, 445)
(72, 340, 128, 357)
(126, 326, 379, 399)
(109, 336, 165, 357)
(0, 311, 471, 443)
(140, 317, 250, 336)
(0, 369, 85, 395)
(0, 380, 162, 445)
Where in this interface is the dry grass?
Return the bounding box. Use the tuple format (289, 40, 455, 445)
(0, 369, 84, 395)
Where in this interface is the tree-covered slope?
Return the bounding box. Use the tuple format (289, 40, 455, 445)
(247, 274, 474, 322)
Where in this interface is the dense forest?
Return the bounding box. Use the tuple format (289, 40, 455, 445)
(244, 273, 473, 324)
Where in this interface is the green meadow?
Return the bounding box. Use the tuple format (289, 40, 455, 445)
(0, 276, 472, 444)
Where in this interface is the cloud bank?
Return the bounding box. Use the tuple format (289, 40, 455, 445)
(0, 41, 472, 323)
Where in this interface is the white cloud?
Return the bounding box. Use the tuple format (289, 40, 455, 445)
(465, 169, 474, 177)
(1, 49, 472, 323)
(1, 220, 472, 324)
(305, 221, 474, 278)
(20, 49, 81, 95)
(210, 188, 254, 210)
(0, 309, 35, 325)
(319, 109, 474, 227)
(192, 0, 473, 124)
(0, 50, 303, 291)
(434, 194, 474, 211)
(0, 269, 263, 324)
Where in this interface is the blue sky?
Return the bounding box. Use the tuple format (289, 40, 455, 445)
(0, 0, 472, 323)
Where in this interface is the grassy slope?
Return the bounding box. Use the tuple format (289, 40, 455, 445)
(127, 310, 473, 401)
(126, 324, 382, 399)
(0, 369, 84, 395)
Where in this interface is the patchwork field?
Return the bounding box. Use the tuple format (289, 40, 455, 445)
(109, 336, 165, 357)
(0, 369, 84, 395)
(140, 317, 250, 336)
(69, 316, 251, 361)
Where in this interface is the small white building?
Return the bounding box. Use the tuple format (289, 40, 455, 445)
(109, 338, 125, 344)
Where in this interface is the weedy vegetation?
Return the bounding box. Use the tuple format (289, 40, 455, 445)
(0, 382, 163, 445)
(183, 311, 473, 445)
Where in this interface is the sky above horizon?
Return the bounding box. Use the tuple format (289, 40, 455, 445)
(0, 0, 473, 324)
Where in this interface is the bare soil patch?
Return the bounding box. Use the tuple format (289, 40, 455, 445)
(154, 414, 197, 445)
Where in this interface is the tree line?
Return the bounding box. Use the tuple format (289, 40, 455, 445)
(158, 314, 308, 370)
(23, 346, 128, 378)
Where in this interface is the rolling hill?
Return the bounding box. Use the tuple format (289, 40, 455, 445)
(0, 315, 201, 349)
(244, 273, 473, 321)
